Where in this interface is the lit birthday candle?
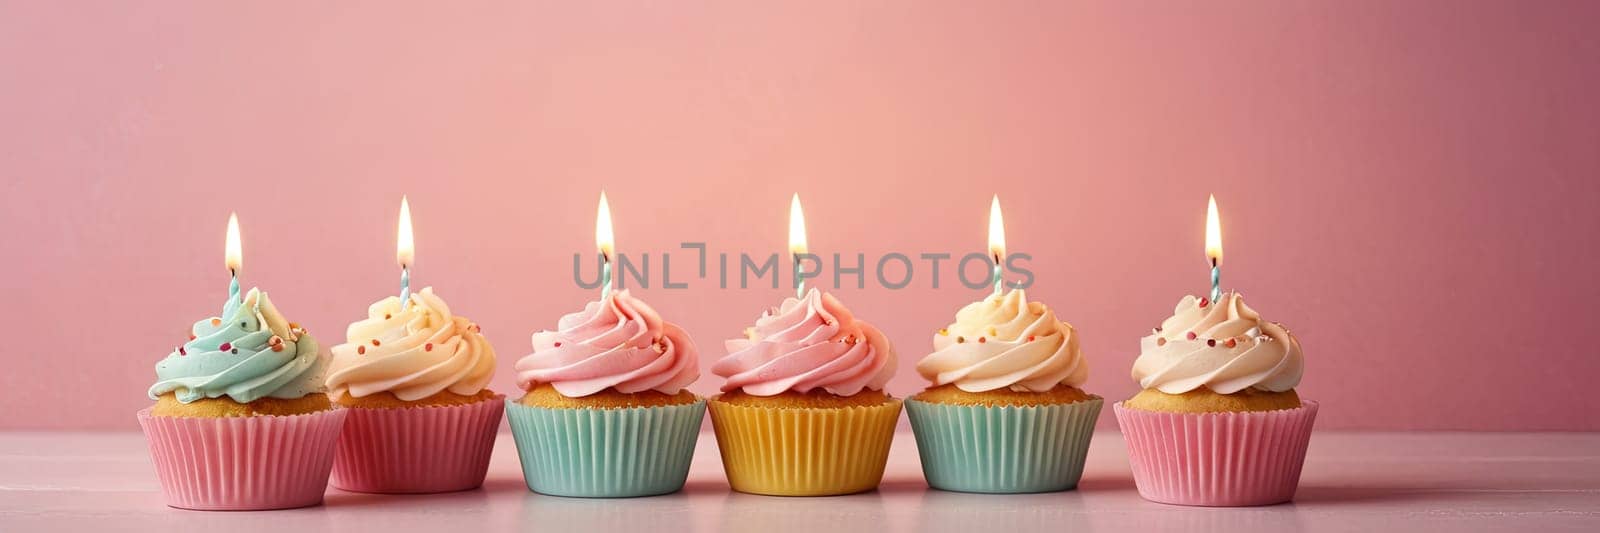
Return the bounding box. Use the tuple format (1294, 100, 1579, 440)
(596, 191, 615, 299)
(397, 196, 414, 303)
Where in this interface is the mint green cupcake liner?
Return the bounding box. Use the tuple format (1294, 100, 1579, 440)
(906, 396, 1103, 494)
(505, 398, 706, 498)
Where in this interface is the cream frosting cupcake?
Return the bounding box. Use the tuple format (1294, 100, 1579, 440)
(1127, 292, 1304, 412)
(1115, 291, 1317, 506)
(905, 289, 1102, 494)
(505, 289, 706, 497)
(324, 286, 503, 494)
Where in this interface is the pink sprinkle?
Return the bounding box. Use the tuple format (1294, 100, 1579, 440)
(219, 342, 231, 351)
(553, 342, 562, 348)
(425, 343, 433, 352)
(1185, 332, 1197, 341)
(178, 347, 186, 356)
(1199, 297, 1209, 308)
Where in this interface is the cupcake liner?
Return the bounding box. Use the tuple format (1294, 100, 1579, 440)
(331, 395, 505, 494)
(505, 398, 706, 498)
(1114, 400, 1318, 507)
(137, 407, 348, 511)
(707, 397, 903, 496)
(905, 396, 1103, 494)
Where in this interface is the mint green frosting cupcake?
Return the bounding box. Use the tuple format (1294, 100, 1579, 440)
(148, 288, 326, 404)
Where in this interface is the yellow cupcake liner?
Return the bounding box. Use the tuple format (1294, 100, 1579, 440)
(707, 397, 903, 496)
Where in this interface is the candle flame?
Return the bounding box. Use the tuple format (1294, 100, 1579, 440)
(988, 195, 1006, 262)
(397, 195, 414, 268)
(788, 193, 807, 255)
(596, 191, 614, 259)
(1205, 194, 1223, 266)
(224, 212, 241, 273)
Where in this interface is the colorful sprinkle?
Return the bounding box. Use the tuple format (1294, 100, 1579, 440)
(1225, 338, 1238, 348)
(978, 337, 987, 343)
(553, 342, 562, 348)
(219, 342, 232, 351)
(1206, 339, 1217, 347)
(189, 334, 196, 341)
(271, 345, 283, 352)
(357, 345, 366, 355)
(384, 313, 391, 320)
(230, 348, 238, 354)
(268, 336, 283, 347)
(425, 343, 434, 352)
(987, 327, 998, 337)
(178, 347, 186, 356)
(211, 318, 222, 326)
(1027, 335, 1036, 342)
(1156, 337, 1167, 346)
(956, 336, 966, 343)
(1185, 332, 1197, 340)
(1198, 297, 1209, 308)
(938, 328, 948, 336)
(288, 322, 300, 330)
(371, 339, 381, 346)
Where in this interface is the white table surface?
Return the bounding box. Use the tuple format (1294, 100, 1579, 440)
(2, 430, 1597, 532)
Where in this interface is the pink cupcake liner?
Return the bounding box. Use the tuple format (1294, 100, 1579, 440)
(1114, 401, 1318, 507)
(331, 396, 504, 494)
(137, 407, 348, 511)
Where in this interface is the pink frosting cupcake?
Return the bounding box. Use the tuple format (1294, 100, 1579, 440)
(506, 289, 706, 498)
(707, 288, 903, 496)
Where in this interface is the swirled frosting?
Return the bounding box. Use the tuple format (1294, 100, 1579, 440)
(325, 287, 496, 401)
(514, 290, 699, 397)
(149, 288, 326, 403)
(713, 289, 896, 396)
(916, 289, 1087, 392)
(1131, 292, 1303, 394)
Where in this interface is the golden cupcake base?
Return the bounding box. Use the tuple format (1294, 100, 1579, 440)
(1124, 387, 1301, 413)
(150, 393, 331, 418)
(912, 383, 1095, 407)
(334, 389, 499, 409)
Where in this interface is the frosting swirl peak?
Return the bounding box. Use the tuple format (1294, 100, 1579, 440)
(325, 287, 496, 401)
(916, 289, 1087, 392)
(713, 289, 896, 396)
(515, 290, 699, 397)
(149, 288, 326, 403)
(1131, 292, 1303, 394)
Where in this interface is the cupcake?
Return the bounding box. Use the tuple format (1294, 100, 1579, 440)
(507, 289, 704, 497)
(140, 288, 345, 510)
(906, 289, 1101, 494)
(1115, 292, 1316, 506)
(324, 287, 502, 494)
(708, 288, 901, 496)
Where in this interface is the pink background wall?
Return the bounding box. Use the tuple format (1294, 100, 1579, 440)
(3, 1, 1597, 430)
